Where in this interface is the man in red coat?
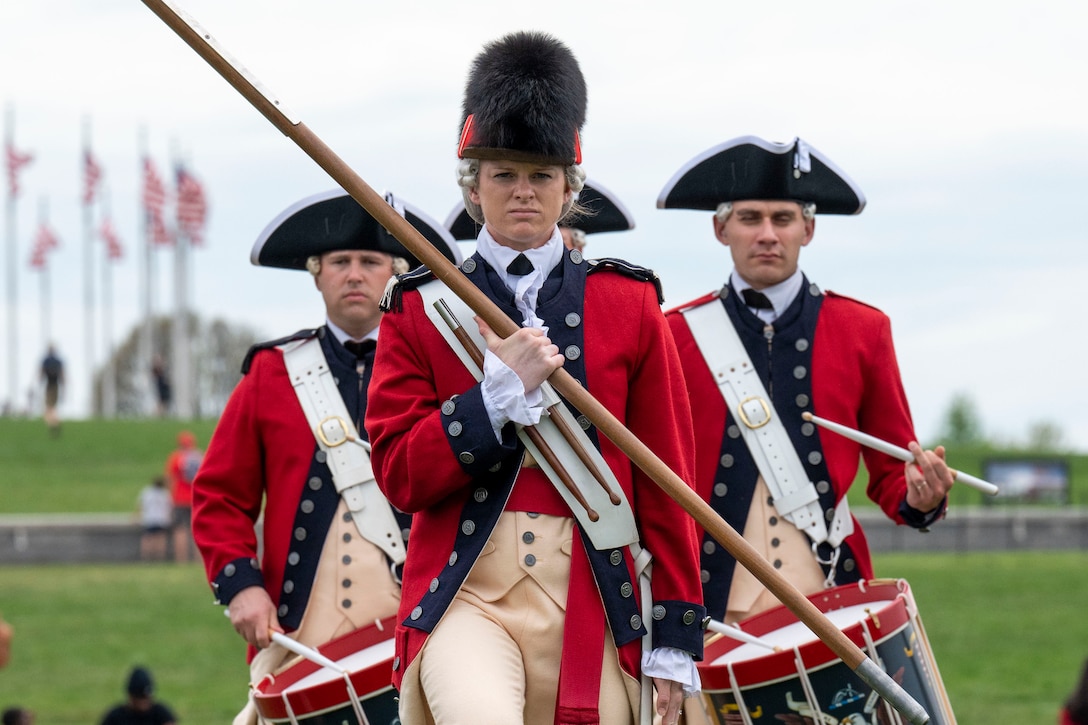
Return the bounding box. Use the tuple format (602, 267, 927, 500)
(660, 136, 955, 627)
(366, 31, 704, 725)
(191, 189, 460, 724)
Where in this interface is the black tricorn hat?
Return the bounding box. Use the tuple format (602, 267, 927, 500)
(657, 136, 866, 215)
(444, 179, 635, 241)
(458, 31, 586, 165)
(251, 189, 463, 270)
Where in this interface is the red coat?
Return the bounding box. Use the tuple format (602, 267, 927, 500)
(367, 255, 705, 692)
(667, 285, 940, 618)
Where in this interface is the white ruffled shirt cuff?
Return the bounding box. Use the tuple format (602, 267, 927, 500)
(480, 349, 544, 441)
(641, 646, 702, 697)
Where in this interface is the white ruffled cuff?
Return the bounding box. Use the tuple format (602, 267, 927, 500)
(641, 646, 702, 697)
(480, 349, 544, 441)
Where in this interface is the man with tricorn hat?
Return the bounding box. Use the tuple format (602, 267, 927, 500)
(660, 136, 955, 627)
(366, 31, 704, 725)
(191, 189, 461, 724)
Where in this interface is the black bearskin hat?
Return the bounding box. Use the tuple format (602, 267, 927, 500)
(458, 31, 587, 166)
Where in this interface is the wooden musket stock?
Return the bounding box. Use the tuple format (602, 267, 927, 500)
(139, 3, 931, 722)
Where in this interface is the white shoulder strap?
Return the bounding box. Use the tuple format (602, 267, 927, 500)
(681, 298, 852, 547)
(416, 280, 639, 551)
(281, 336, 405, 564)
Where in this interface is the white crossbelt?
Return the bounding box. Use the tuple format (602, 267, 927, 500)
(681, 298, 852, 548)
(281, 336, 405, 565)
(417, 280, 639, 551)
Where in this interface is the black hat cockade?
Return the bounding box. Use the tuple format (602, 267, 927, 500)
(458, 31, 587, 166)
(251, 189, 463, 270)
(657, 136, 866, 215)
(444, 179, 634, 241)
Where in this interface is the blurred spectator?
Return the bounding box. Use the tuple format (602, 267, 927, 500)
(39, 344, 64, 437)
(99, 666, 177, 725)
(138, 476, 173, 562)
(1, 707, 35, 725)
(151, 355, 172, 418)
(164, 431, 203, 563)
(1061, 656, 1088, 724)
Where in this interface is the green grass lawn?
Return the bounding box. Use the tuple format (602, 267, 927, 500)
(2, 553, 1084, 723)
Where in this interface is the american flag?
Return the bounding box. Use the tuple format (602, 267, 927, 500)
(83, 149, 104, 205)
(176, 165, 207, 245)
(29, 222, 59, 269)
(141, 157, 172, 246)
(100, 217, 124, 260)
(5, 141, 34, 199)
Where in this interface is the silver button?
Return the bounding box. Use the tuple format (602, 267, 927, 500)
(524, 554, 536, 566)
(683, 610, 696, 625)
(458, 452, 475, 465)
(609, 550, 623, 566)
(461, 258, 477, 273)
(795, 338, 810, 352)
(448, 421, 463, 437)
(703, 541, 716, 555)
(308, 477, 322, 491)
(629, 615, 642, 630)
(816, 480, 831, 494)
(569, 249, 583, 264)
(429, 578, 440, 593)
(564, 312, 581, 328)
(714, 483, 728, 498)
(527, 512, 541, 519)
(801, 422, 815, 437)
(700, 570, 710, 584)
(393, 656, 400, 671)
(294, 527, 307, 541)
(473, 488, 488, 503)
(278, 604, 288, 617)
(620, 582, 633, 598)
(808, 283, 821, 297)
(441, 399, 457, 416)
(795, 394, 810, 408)
(300, 500, 314, 514)
(448, 552, 458, 566)
(315, 450, 327, 463)
(288, 552, 300, 566)
(283, 580, 294, 593)
(652, 605, 666, 621)
(564, 345, 581, 361)
(826, 508, 836, 522)
(224, 563, 236, 577)
(844, 558, 856, 572)
(249, 558, 259, 569)
(411, 606, 423, 620)
(793, 365, 807, 380)
(577, 415, 591, 430)
(727, 425, 740, 439)
(720, 454, 734, 468)
(808, 451, 823, 465)
(461, 520, 476, 535)
(489, 462, 502, 472)
(522, 532, 535, 544)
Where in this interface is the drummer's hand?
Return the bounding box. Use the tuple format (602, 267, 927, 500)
(653, 677, 684, 725)
(477, 317, 563, 392)
(228, 586, 282, 649)
(904, 442, 953, 512)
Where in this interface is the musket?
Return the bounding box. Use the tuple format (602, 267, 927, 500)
(138, 3, 931, 721)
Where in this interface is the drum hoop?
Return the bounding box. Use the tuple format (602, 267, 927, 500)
(254, 616, 397, 720)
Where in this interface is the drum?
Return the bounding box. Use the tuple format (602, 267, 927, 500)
(253, 617, 400, 725)
(696, 579, 955, 725)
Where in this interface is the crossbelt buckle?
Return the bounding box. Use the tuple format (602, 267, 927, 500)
(736, 396, 772, 429)
(316, 416, 352, 447)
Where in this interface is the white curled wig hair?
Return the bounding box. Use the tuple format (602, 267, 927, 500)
(455, 157, 587, 227)
(714, 200, 817, 223)
(305, 252, 410, 277)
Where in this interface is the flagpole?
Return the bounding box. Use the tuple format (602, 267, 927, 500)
(171, 150, 192, 419)
(82, 117, 97, 416)
(4, 105, 19, 413)
(139, 128, 155, 417)
(100, 190, 117, 419)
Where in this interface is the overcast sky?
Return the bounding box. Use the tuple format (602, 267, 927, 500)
(2, 1, 1086, 452)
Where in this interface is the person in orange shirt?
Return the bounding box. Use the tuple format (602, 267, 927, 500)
(164, 431, 203, 563)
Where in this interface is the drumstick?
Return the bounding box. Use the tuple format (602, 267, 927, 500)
(801, 412, 999, 496)
(705, 619, 780, 652)
(269, 631, 346, 673)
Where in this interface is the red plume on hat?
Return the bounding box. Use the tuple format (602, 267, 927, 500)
(458, 31, 586, 166)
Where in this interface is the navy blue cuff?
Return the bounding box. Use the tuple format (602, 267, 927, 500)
(649, 600, 707, 661)
(439, 386, 519, 477)
(211, 556, 264, 605)
(899, 497, 947, 531)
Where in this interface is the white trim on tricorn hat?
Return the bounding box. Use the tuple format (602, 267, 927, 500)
(656, 135, 866, 215)
(457, 31, 587, 166)
(251, 189, 463, 270)
(444, 179, 635, 241)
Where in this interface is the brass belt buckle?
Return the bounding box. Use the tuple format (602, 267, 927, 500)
(736, 396, 772, 429)
(316, 416, 351, 447)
